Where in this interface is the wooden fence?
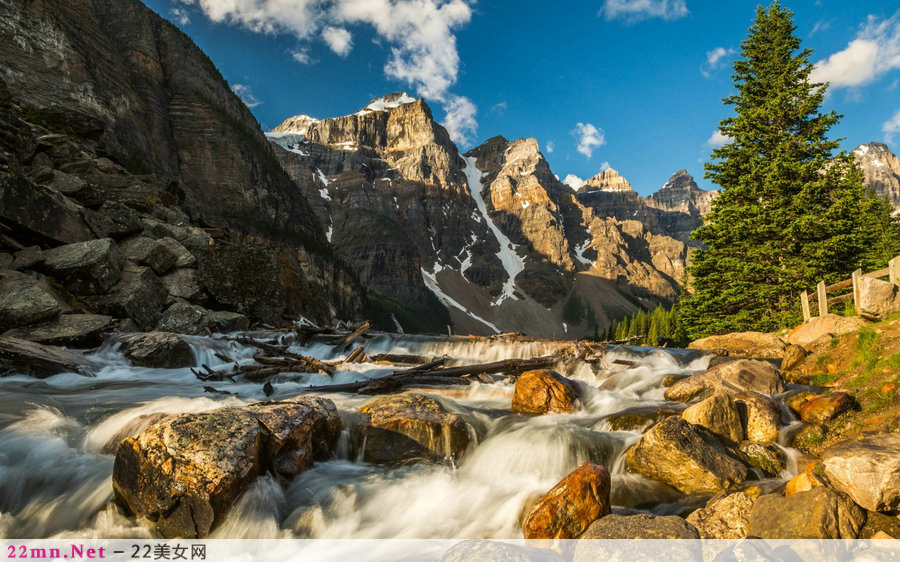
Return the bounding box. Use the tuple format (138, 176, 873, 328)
(801, 256, 900, 321)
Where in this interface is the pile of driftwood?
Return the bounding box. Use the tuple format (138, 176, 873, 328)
(194, 321, 636, 396)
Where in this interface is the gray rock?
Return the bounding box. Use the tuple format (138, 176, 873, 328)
(155, 302, 249, 335)
(157, 237, 195, 268)
(823, 433, 900, 512)
(82, 201, 144, 240)
(857, 276, 900, 321)
(747, 488, 866, 539)
(11, 246, 43, 270)
(86, 265, 168, 330)
(119, 237, 177, 274)
(3, 313, 112, 347)
(46, 170, 85, 195)
(0, 273, 61, 330)
(579, 513, 699, 539)
(686, 491, 756, 539)
(120, 331, 193, 369)
(0, 335, 92, 377)
(0, 176, 94, 244)
(41, 238, 123, 294)
(625, 416, 748, 495)
(112, 396, 341, 538)
(160, 268, 203, 301)
(664, 359, 784, 402)
(736, 441, 786, 477)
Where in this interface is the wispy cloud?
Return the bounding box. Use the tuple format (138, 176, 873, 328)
(884, 109, 900, 143)
(598, 0, 688, 24)
(290, 47, 313, 65)
(491, 101, 507, 115)
(563, 174, 585, 190)
(170, 7, 191, 26)
(600, 161, 611, 172)
(545, 140, 555, 154)
(701, 46, 734, 78)
(231, 83, 262, 108)
(810, 13, 900, 89)
(706, 130, 730, 147)
(572, 122, 606, 158)
(175, 0, 477, 143)
(810, 19, 830, 36)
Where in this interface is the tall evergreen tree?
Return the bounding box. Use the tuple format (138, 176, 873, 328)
(680, 1, 895, 340)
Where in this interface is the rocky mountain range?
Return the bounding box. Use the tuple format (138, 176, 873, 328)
(854, 142, 900, 210)
(268, 94, 718, 336)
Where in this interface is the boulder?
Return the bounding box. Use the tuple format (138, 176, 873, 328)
(0, 335, 92, 377)
(359, 393, 476, 463)
(438, 540, 564, 562)
(747, 488, 866, 539)
(781, 344, 808, 373)
(603, 407, 681, 432)
(157, 237, 196, 268)
(512, 369, 579, 415)
(160, 269, 203, 301)
(625, 416, 748, 495)
(3, 313, 113, 347)
(798, 392, 855, 424)
(664, 359, 784, 402)
(113, 396, 340, 538)
(82, 201, 144, 240)
(688, 331, 785, 359)
(11, 246, 44, 270)
(120, 332, 193, 369)
(823, 433, 900, 512)
(521, 462, 611, 539)
(156, 302, 249, 335)
(857, 276, 900, 321)
(0, 273, 61, 330)
(787, 314, 867, 347)
(119, 237, 178, 275)
(579, 513, 699, 539)
(732, 391, 781, 442)
(785, 471, 827, 497)
(681, 394, 743, 445)
(0, 176, 93, 244)
(86, 265, 168, 330)
(686, 491, 756, 539)
(736, 441, 786, 477)
(41, 238, 123, 294)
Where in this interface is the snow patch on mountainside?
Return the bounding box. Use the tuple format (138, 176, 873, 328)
(421, 266, 499, 333)
(465, 156, 525, 306)
(357, 93, 417, 115)
(265, 132, 309, 155)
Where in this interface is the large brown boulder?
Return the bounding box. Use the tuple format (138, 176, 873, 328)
(625, 416, 748, 495)
(0, 335, 92, 377)
(664, 359, 784, 402)
(512, 369, 578, 415)
(521, 462, 611, 539)
(686, 491, 756, 539)
(823, 433, 900, 512)
(797, 392, 855, 424)
(787, 314, 867, 346)
(747, 488, 866, 539)
(732, 390, 781, 442)
(359, 393, 476, 464)
(120, 331, 193, 369)
(857, 276, 900, 321)
(688, 332, 785, 359)
(40, 238, 123, 294)
(681, 394, 743, 445)
(578, 513, 699, 539)
(112, 396, 340, 538)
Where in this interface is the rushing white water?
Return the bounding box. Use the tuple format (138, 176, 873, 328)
(0, 332, 797, 539)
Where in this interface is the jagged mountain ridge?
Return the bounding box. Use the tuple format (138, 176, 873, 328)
(269, 93, 716, 336)
(854, 142, 900, 210)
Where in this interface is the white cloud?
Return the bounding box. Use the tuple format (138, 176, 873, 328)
(290, 47, 312, 65)
(599, 0, 688, 24)
(701, 46, 734, 78)
(171, 7, 191, 25)
(600, 161, 611, 172)
(563, 174, 585, 190)
(491, 101, 507, 115)
(810, 14, 900, 89)
(322, 26, 353, 56)
(176, 0, 476, 141)
(810, 19, 830, 36)
(707, 130, 730, 147)
(545, 141, 555, 154)
(572, 122, 606, 158)
(884, 109, 900, 143)
(231, 83, 261, 108)
(441, 95, 478, 146)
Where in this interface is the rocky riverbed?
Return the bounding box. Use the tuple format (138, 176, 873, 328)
(1, 328, 897, 541)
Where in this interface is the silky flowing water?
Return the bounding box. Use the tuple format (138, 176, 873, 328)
(0, 333, 801, 539)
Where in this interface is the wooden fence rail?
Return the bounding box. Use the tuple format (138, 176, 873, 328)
(801, 256, 900, 321)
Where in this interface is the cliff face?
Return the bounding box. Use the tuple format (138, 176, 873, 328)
(0, 0, 361, 324)
(855, 143, 900, 210)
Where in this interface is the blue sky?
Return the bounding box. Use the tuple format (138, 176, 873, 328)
(143, 0, 900, 196)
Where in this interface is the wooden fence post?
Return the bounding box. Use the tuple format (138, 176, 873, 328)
(852, 268, 862, 316)
(817, 281, 828, 317)
(890, 256, 900, 286)
(801, 291, 810, 322)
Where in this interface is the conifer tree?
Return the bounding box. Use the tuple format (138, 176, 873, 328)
(679, 1, 895, 340)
